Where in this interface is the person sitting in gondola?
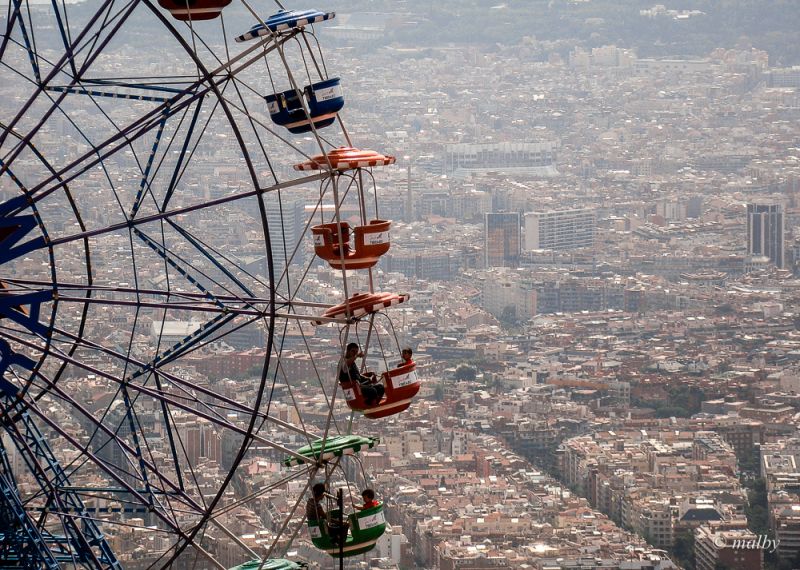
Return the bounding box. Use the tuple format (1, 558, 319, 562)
(356, 488, 379, 511)
(397, 347, 414, 367)
(307, 482, 349, 542)
(306, 482, 327, 522)
(340, 342, 385, 407)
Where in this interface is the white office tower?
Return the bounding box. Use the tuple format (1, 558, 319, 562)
(524, 208, 596, 251)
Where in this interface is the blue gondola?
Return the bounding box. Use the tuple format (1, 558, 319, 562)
(265, 78, 344, 134)
(237, 8, 343, 134)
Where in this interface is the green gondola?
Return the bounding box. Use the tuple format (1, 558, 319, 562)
(307, 502, 387, 558)
(284, 435, 379, 467)
(227, 559, 306, 570)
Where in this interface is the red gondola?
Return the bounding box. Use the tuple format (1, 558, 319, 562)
(340, 361, 420, 419)
(312, 220, 390, 270)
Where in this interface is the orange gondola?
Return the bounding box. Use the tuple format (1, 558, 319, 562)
(312, 220, 390, 270)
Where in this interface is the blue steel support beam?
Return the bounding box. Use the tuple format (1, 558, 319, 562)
(0, 436, 61, 570)
(0, 400, 124, 569)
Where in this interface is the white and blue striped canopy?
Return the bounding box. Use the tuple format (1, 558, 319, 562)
(235, 9, 335, 43)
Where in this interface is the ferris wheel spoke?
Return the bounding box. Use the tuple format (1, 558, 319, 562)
(2, 26, 306, 212)
(267, 340, 331, 448)
(18, 398, 247, 554)
(2, 71, 214, 207)
(13, 92, 202, 207)
(18, 370, 205, 518)
(24, 405, 187, 523)
(164, 217, 270, 294)
(4, 330, 248, 437)
(127, 86, 231, 220)
(50, 293, 270, 318)
(219, 86, 320, 166)
(263, 469, 317, 562)
(128, 109, 171, 219)
(272, 185, 333, 303)
(0, 436, 63, 569)
(33, 80, 208, 227)
(0, 0, 137, 159)
(4, 278, 335, 312)
(37, 374, 208, 525)
(4, 319, 262, 422)
(4, 329, 317, 467)
(159, 98, 206, 213)
(0, 3, 23, 64)
(7, 0, 41, 83)
(216, 465, 315, 520)
(131, 226, 246, 306)
(69, 1, 139, 80)
(39, 170, 330, 250)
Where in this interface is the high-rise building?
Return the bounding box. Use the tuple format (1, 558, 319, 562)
(485, 212, 520, 267)
(524, 208, 596, 251)
(747, 203, 784, 268)
(266, 194, 306, 277)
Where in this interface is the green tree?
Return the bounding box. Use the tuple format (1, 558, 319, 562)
(738, 452, 760, 475)
(745, 478, 770, 536)
(489, 375, 506, 394)
(499, 305, 518, 327)
(655, 406, 689, 419)
(454, 365, 477, 382)
(670, 530, 695, 570)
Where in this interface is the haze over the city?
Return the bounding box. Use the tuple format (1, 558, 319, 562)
(2, 1, 800, 570)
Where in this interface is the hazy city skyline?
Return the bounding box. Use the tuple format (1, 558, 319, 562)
(2, 2, 800, 570)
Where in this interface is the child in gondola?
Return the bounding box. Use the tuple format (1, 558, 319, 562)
(356, 488, 379, 510)
(397, 347, 413, 367)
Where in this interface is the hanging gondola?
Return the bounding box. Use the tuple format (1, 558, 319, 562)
(284, 434, 378, 467)
(300, 148, 396, 271)
(306, 501, 386, 558)
(313, 292, 410, 325)
(286, 441, 387, 558)
(294, 147, 396, 172)
(337, 312, 421, 419)
(265, 78, 344, 134)
(311, 219, 391, 270)
(340, 359, 420, 419)
(235, 9, 335, 39)
(236, 9, 342, 134)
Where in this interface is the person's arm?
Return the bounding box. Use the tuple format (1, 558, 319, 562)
(349, 361, 374, 384)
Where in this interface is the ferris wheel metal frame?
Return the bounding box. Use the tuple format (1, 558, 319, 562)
(0, 1, 403, 568)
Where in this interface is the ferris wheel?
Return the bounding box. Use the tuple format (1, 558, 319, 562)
(0, 1, 420, 568)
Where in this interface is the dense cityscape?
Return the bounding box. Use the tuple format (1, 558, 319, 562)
(4, 1, 800, 569)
